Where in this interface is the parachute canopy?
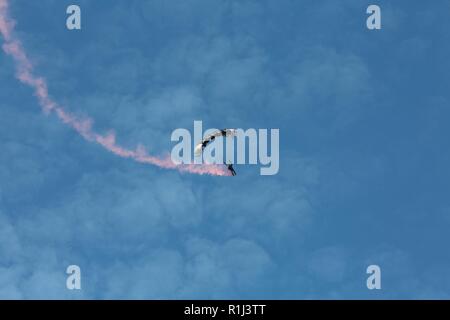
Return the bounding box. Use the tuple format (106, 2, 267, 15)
(194, 128, 237, 156)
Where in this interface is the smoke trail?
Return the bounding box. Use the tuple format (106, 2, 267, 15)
(0, 0, 229, 176)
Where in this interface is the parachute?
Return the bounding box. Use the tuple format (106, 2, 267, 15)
(194, 129, 237, 156)
(194, 129, 238, 176)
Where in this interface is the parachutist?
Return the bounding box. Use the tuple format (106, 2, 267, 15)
(226, 163, 237, 176)
(193, 128, 238, 176)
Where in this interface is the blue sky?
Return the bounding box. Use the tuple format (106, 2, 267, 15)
(1, 0, 450, 299)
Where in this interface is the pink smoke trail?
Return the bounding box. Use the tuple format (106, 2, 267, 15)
(0, 0, 229, 176)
